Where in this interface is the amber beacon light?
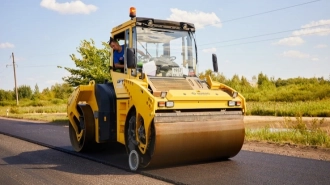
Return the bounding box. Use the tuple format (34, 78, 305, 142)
(129, 7, 136, 18)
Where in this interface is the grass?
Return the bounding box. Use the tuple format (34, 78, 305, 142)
(246, 116, 330, 148)
(246, 99, 330, 117)
(0, 103, 67, 122)
(3, 113, 68, 123)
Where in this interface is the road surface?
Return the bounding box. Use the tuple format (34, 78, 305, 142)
(1, 117, 329, 185)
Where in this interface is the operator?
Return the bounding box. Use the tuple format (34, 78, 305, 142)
(109, 37, 125, 69)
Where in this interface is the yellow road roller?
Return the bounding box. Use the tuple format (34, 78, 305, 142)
(67, 7, 246, 171)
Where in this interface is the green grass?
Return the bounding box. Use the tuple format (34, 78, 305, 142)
(0, 103, 67, 122)
(246, 117, 330, 148)
(3, 113, 68, 123)
(246, 99, 330, 117)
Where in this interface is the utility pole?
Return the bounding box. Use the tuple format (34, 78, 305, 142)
(12, 52, 19, 105)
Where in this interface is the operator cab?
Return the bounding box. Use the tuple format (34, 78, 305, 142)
(110, 7, 198, 78)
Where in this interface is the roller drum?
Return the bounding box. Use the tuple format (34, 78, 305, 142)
(146, 117, 245, 168)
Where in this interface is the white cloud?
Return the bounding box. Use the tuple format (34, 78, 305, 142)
(302, 19, 330, 28)
(293, 27, 330, 36)
(202, 47, 217, 53)
(294, 19, 330, 36)
(0, 42, 15, 49)
(315, 44, 327, 48)
(40, 0, 97, 15)
(282, 50, 309, 59)
(167, 8, 221, 29)
(275, 19, 330, 46)
(275, 37, 304, 46)
(311, 57, 319, 61)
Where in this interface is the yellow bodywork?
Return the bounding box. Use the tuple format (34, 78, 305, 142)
(67, 15, 246, 169)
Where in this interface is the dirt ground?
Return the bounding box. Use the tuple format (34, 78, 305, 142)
(243, 116, 330, 161)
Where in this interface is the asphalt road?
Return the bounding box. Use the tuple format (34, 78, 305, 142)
(1, 117, 330, 185)
(0, 134, 170, 185)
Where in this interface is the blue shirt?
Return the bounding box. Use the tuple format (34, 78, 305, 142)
(113, 45, 124, 64)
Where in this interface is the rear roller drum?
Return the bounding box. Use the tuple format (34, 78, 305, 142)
(69, 104, 95, 152)
(69, 122, 86, 152)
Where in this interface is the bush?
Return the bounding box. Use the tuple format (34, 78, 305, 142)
(29, 100, 45, 107)
(9, 107, 20, 114)
(51, 98, 63, 105)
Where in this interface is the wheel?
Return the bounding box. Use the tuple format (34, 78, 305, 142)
(129, 150, 139, 171)
(69, 122, 85, 152)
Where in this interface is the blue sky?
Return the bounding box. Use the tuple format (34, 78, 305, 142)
(0, 0, 329, 91)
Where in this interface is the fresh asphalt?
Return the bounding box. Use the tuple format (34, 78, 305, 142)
(1, 117, 329, 185)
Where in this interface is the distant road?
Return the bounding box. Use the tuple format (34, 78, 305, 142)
(1, 117, 330, 185)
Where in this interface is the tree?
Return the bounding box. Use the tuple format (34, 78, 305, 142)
(40, 87, 53, 100)
(16, 85, 32, 99)
(257, 72, 275, 90)
(50, 83, 73, 99)
(31, 84, 40, 100)
(198, 69, 227, 83)
(59, 39, 111, 87)
(0, 90, 14, 101)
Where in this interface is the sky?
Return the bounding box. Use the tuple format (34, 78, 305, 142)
(0, 0, 329, 91)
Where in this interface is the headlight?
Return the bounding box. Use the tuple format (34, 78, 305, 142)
(165, 101, 174, 107)
(228, 101, 236, 106)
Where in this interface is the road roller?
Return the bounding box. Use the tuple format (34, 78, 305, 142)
(67, 7, 246, 171)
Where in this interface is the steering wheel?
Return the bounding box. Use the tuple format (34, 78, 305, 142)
(170, 56, 176, 61)
(138, 55, 150, 63)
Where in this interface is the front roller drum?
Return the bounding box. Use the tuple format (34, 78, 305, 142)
(147, 119, 245, 168)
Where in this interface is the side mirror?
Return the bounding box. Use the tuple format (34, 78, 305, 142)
(212, 54, 218, 72)
(127, 48, 136, 69)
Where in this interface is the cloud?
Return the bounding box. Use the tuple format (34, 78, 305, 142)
(0, 42, 15, 49)
(40, 0, 97, 15)
(301, 19, 330, 28)
(167, 8, 221, 29)
(281, 50, 309, 59)
(293, 19, 330, 36)
(311, 58, 319, 61)
(202, 47, 217, 53)
(275, 37, 304, 46)
(275, 19, 330, 46)
(293, 27, 330, 36)
(315, 44, 327, 48)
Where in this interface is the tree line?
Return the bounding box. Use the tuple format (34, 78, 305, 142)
(0, 83, 73, 106)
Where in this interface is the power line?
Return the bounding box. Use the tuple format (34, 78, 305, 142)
(199, 30, 330, 49)
(204, 0, 321, 27)
(18, 65, 58, 68)
(199, 23, 330, 47)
